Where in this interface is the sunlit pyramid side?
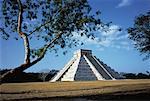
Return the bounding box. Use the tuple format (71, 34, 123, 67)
(50, 49, 121, 82)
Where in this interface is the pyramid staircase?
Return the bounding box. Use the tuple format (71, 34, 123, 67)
(51, 49, 121, 82)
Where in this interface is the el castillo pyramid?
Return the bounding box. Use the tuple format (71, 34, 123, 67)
(51, 49, 121, 82)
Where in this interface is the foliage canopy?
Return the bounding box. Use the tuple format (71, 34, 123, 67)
(1, 0, 102, 56)
(128, 11, 150, 60)
(0, 0, 109, 82)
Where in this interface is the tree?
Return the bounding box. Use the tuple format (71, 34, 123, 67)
(0, 0, 110, 82)
(123, 73, 137, 79)
(128, 11, 150, 60)
(38, 69, 58, 81)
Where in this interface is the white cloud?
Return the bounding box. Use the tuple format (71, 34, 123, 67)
(116, 0, 131, 8)
(72, 25, 132, 51)
(101, 25, 121, 36)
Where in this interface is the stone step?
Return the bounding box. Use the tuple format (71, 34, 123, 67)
(86, 55, 112, 80)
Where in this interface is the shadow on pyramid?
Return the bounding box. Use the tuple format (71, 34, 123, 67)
(51, 49, 122, 82)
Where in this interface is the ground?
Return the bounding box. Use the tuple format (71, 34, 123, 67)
(1, 79, 150, 101)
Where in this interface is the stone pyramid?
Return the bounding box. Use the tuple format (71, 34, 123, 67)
(51, 49, 121, 82)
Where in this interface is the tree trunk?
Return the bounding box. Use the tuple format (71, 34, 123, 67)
(0, 63, 30, 83)
(0, 57, 42, 83)
(17, 0, 31, 64)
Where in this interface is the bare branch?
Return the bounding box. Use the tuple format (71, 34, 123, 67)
(17, 0, 30, 64)
(17, 0, 23, 34)
(21, 33, 30, 63)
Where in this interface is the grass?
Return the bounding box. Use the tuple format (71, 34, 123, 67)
(1, 79, 150, 100)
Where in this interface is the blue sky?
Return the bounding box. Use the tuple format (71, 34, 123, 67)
(0, 0, 150, 73)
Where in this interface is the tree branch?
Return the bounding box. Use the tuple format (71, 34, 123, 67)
(17, 0, 23, 34)
(30, 32, 63, 65)
(28, 4, 66, 36)
(28, 20, 52, 36)
(17, 0, 30, 64)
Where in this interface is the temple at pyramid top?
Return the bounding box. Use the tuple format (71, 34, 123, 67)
(74, 49, 92, 57)
(51, 49, 122, 82)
